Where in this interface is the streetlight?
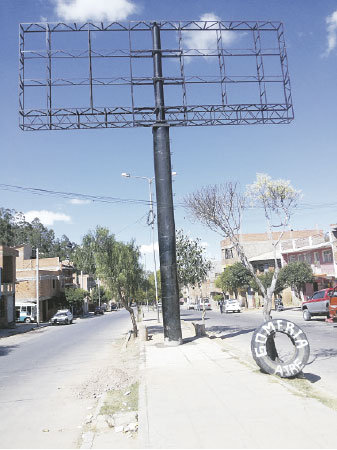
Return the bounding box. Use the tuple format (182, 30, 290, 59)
(121, 171, 177, 322)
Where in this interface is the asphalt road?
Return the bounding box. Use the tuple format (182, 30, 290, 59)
(180, 306, 337, 396)
(0, 310, 132, 449)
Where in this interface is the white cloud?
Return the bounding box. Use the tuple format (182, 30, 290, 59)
(325, 10, 337, 55)
(140, 242, 159, 254)
(68, 198, 91, 205)
(183, 13, 238, 56)
(53, 0, 137, 22)
(25, 210, 71, 226)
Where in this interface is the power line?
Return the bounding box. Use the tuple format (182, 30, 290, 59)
(0, 183, 152, 207)
(0, 183, 336, 212)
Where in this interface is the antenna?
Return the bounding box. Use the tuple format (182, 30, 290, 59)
(19, 19, 294, 344)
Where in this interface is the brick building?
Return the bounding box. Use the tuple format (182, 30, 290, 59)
(15, 245, 75, 321)
(0, 246, 19, 328)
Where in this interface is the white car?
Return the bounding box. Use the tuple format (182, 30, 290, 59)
(224, 299, 241, 313)
(199, 299, 211, 310)
(50, 309, 73, 325)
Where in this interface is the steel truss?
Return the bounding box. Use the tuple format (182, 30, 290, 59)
(19, 20, 294, 130)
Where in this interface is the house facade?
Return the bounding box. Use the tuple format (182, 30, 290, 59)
(280, 229, 337, 299)
(221, 229, 323, 270)
(15, 245, 75, 321)
(0, 246, 19, 328)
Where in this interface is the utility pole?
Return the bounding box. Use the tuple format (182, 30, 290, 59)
(121, 172, 161, 323)
(152, 22, 182, 344)
(97, 278, 101, 307)
(36, 248, 39, 327)
(148, 177, 160, 323)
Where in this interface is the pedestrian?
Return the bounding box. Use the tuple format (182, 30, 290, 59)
(220, 299, 224, 314)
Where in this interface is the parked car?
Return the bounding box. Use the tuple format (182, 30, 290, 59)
(50, 309, 73, 325)
(94, 306, 104, 315)
(301, 288, 332, 321)
(187, 301, 198, 310)
(199, 298, 211, 310)
(224, 299, 241, 313)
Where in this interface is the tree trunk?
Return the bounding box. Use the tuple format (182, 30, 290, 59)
(262, 295, 273, 322)
(119, 288, 138, 337)
(125, 303, 138, 337)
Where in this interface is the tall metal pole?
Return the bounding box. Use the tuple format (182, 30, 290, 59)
(148, 178, 160, 323)
(36, 248, 40, 327)
(152, 22, 182, 345)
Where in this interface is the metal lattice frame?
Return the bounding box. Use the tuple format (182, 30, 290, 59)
(19, 20, 294, 130)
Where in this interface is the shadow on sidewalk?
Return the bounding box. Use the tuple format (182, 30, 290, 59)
(0, 344, 18, 356)
(207, 325, 255, 339)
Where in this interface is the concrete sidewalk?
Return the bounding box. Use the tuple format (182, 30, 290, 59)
(139, 311, 337, 449)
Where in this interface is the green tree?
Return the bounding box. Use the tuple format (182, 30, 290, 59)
(215, 263, 252, 301)
(0, 207, 76, 259)
(76, 226, 143, 336)
(176, 229, 212, 291)
(65, 287, 88, 311)
(278, 262, 314, 300)
(91, 285, 109, 304)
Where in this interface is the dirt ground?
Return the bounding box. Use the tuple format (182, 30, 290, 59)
(77, 335, 141, 449)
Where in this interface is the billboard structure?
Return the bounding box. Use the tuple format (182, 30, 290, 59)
(19, 20, 294, 343)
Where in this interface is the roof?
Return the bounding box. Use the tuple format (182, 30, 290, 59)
(249, 250, 281, 262)
(281, 241, 332, 255)
(221, 229, 323, 246)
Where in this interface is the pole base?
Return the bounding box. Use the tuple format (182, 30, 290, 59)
(164, 337, 183, 347)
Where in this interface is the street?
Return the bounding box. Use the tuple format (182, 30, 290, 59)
(0, 310, 132, 449)
(181, 306, 337, 397)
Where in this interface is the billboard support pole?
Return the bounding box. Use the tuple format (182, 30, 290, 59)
(152, 22, 182, 345)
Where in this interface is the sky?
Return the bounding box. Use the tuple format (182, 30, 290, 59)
(1, 0, 337, 270)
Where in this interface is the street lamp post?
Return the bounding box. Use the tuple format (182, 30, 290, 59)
(122, 172, 177, 323)
(36, 248, 40, 327)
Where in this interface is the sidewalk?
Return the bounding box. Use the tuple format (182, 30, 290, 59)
(139, 311, 337, 449)
(0, 321, 49, 338)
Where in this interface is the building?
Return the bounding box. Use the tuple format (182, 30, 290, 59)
(0, 246, 19, 328)
(220, 229, 327, 307)
(15, 245, 74, 321)
(221, 229, 323, 271)
(280, 228, 337, 299)
(73, 271, 95, 292)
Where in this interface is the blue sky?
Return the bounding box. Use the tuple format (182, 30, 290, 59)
(1, 0, 337, 269)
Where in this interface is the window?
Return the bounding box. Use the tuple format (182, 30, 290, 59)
(52, 279, 56, 289)
(314, 252, 320, 263)
(0, 296, 5, 317)
(224, 248, 234, 259)
(312, 291, 325, 299)
(289, 255, 297, 263)
(298, 254, 305, 262)
(323, 250, 333, 263)
(305, 253, 312, 264)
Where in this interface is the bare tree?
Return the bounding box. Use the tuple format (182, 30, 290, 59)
(184, 175, 300, 321)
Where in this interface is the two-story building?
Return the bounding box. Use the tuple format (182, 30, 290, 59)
(15, 245, 75, 321)
(0, 246, 19, 328)
(280, 230, 337, 299)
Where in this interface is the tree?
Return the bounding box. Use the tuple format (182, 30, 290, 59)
(175, 229, 212, 321)
(0, 207, 76, 259)
(176, 229, 212, 292)
(215, 263, 252, 301)
(65, 287, 89, 313)
(278, 262, 314, 301)
(184, 174, 300, 321)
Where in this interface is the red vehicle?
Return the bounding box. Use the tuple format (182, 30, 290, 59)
(328, 287, 337, 321)
(301, 288, 332, 321)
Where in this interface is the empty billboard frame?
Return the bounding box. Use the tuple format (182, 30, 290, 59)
(19, 20, 294, 131)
